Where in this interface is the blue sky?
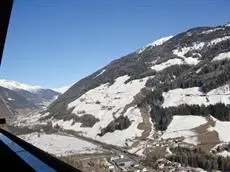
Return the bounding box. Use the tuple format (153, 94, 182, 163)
(1, 0, 230, 88)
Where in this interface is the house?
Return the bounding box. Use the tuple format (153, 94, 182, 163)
(113, 158, 134, 170)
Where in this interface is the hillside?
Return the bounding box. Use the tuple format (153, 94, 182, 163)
(42, 23, 230, 143)
(17, 23, 230, 171)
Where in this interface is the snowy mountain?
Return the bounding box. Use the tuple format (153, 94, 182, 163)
(0, 79, 42, 93)
(42, 24, 230, 151)
(0, 79, 60, 119)
(13, 24, 228, 171)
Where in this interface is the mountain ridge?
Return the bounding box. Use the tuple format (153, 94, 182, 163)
(41, 24, 230, 151)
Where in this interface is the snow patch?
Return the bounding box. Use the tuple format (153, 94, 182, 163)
(172, 42, 204, 65)
(208, 36, 230, 46)
(147, 36, 173, 47)
(93, 69, 106, 79)
(172, 36, 230, 64)
(138, 36, 173, 54)
(150, 57, 161, 65)
(212, 52, 230, 61)
(196, 67, 202, 74)
(208, 116, 230, 142)
(162, 84, 230, 107)
(162, 87, 204, 107)
(201, 28, 224, 34)
(7, 97, 15, 101)
(217, 151, 230, 157)
(151, 58, 183, 71)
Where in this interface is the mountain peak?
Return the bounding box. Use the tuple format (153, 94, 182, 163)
(0, 79, 42, 93)
(138, 35, 173, 54)
(146, 35, 173, 47)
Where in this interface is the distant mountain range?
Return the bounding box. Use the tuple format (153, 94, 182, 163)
(0, 79, 61, 119)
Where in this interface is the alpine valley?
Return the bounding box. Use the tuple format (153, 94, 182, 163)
(3, 23, 230, 171)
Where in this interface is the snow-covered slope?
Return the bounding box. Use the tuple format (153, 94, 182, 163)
(43, 24, 230, 152)
(147, 35, 174, 47)
(151, 58, 184, 71)
(212, 51, 230, 61)
(162, 115, 230, 145)
(208, 116, 230, 142)
(51, 75, 150, 146)
(162, 84, 230, 107)
(138, 35, 173, 54)
(162, 115, 207, 145)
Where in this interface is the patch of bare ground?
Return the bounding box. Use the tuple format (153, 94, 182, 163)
(191, 115, 220, 152)
(120, 101, 136, 115)
(121, 87, 152, 142)
(117, 87, 153, 151)
(127, 104, 152, 149)
(137, 104, 152, 140)
(58, 153, 113, 172)
(131, 141, 139, 148)
(143, 146, 167, 166)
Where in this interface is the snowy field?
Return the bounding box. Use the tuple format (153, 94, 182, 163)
(162, 115, 230, 145)
(208, 116, 230, 142)
(212, 51, 230, 61)
(161, 115, 207, 145)
(162, 84, 230, 107)
(52, 75, 150, 146)
(20, 133, 103, 156)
